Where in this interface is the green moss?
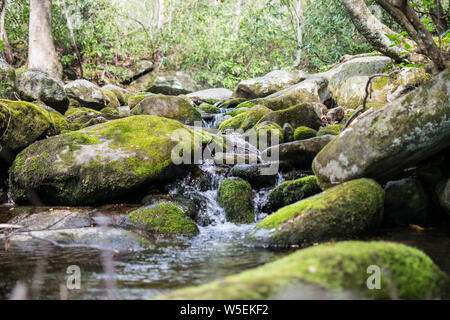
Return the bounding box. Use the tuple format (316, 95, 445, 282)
(65, 107, 101, 117)
(294, 126, 317, 141)
(128, 203, 198, 235)
(0, 99, 54, 151)
(218, 178, 254, 224)
(156, 241, 449, 300)
(219, 105, 271, 132)
(317, 124, 344, 136)
(128, 94, 152, 108)
(100, 107, 121, 119)
(225, 108, 247, 117)
(266, 176, 321, 212)
(199, 104, 220, 114)
(256, 103, 322, 131)
(253, 178, 384, 246)
(100, 89, 120, 109)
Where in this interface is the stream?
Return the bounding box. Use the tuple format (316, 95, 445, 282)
(0, 105, 449, 300)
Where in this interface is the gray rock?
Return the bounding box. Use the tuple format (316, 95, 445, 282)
(262, 135, 335, 169)
(327, 106, 345, 123)
(148, 71, 200, 95)
(230, 163, 278, 188)
(233, 70, 308, 99)
(313, 68, 450, 190)
(64, 79, 105, 110)
(187, 88, 233, 103)
(130, 94, 202, 125)
(383, 177, 432, 227)
(16, 69, 69, 113)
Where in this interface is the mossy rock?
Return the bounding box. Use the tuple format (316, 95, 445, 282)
(317, 124, 344, 136)
(249, 178, 384, 247)
(65, 107, 103, 131)
(256, 103, 322, 131)
(217, 98, 247, 109)
(130, 94, 202, 125)
(100, 89, 120, 109)
(199, 104, 220, 114)
(313, 68, 450, 190)
(225, 108, 248, 117)
(218, 105, 271, 132)
(218, 178, 254, 224)
(64, 79, 113, 110)
(100, 107, 122, 119)
(128, 203, 198, 235)
(9, 115, 199, 205)
(127, 93, 154, 109)
(294, 126, 317, 141)
(156, 241, 449, 300)
(102, 84, 127, 105)
(0, 99, 55, 152)
(265, 176, 321, 212)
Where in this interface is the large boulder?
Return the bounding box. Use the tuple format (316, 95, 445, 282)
(15, 69, 69, 114)
(313, 68, 450, 190)
(239, 76, 330, 111)
(248, 178, 384, 247)
(9, 115, 199, 205)
(0, 58, 16, 99)
(157, 241, 448, 300)
(233, 70, 307, 99)
(64, 79, 120, 110)
(0, 99, 56, 152)
(325, 55, 393, 108)
(261, 135, 334, 169)
(130, 94, 202, 125)
(127, 203, 198, 235)
(256, 102, 323, 131)
(148, 71, 200, 95)
(217, 178, 254, 224)
(187, 88, 233, 104)
(230, 163, 278, 189)
(102, 84, 127, 105)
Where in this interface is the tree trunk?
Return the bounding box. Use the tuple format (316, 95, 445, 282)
(341, 0, 408, 62)
(28, 0, 62, 78)
(0, 0, 13, 64)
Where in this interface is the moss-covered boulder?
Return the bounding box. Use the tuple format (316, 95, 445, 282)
(64, 79, 119, 110)
(127, 203, 198, 235)
(261, 135, 334, 169)
(257, 103, 322, 131)
(326, 55, 392, 108)
(0, 99, 56, 152)
(219, 105, 271, 132)
(218, 178, 254, 224)
(233, 70, 307, 99)
(102, 84, 127, 105)
(249, 178, 384, 247)
(199, 104, 220, 114)
(130, 94, 201, 125)
(313, 68, 450, 190)
(157, 241, 449, 300)
(293, 126, 317, 141)
(15, 69, 69, 114)
(243, 76, 330, 111)
(9, 115, 199, 205)
(317, 124, 343, 136)
(265, 176, 321, 212)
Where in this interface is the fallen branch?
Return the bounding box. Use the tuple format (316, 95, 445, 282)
(344, 70, 400, 130)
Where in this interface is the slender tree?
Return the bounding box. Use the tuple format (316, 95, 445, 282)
(28, 0, 62, 78)
(0, 0, 13, 64)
